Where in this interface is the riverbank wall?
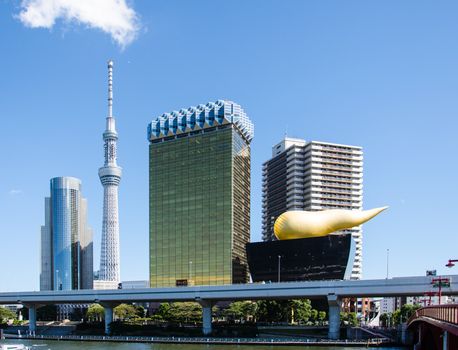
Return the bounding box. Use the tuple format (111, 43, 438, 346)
(3, 333, 397, 347)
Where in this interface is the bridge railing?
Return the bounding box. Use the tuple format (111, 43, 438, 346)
(408, 304, 458, 326)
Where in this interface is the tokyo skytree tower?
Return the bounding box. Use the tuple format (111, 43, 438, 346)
(98, 60, 122, 284)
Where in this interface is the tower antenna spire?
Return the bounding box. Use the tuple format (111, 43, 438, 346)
(108, 60, 113, 118)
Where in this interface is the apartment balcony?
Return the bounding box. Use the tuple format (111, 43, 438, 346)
(286, 202, 304, 209)
(311, 181, 363, 190)
(311, 188, 363, 196)
(287, 191, 305, 199)
(314, 151, 363, 161)
(311, 144, 362, 154)
(311, 156, 358, 165)
(286, 176, 305, 184)
(286, 194, 305, 202)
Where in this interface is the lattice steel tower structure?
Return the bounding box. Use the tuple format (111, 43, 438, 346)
(98, 60, 122, 284)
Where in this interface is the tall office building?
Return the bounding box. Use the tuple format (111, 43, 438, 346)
(147, 100, 254, 288)
(98, 60, 122, 287)
(40, 177, 93, 291)
(262, 137, 363, 279)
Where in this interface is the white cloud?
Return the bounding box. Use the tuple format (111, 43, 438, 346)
(9, 189, 23, 196)
(17, 0, 140, 48)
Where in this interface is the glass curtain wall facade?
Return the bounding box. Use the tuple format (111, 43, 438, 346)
(148, 100, 253, 288)
(40, 177, 93, 291)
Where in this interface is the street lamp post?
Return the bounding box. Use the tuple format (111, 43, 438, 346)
(189, 261, 192, 285)
(278, 255, 281, 283)
(431, 277, 450, 305)
(386, 249, 390, 279)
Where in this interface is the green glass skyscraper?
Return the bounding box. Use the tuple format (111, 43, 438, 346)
(147, 100, 254, 287)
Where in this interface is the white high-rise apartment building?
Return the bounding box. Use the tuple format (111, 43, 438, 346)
(262, 137, 363, 279)
(98, 60, 122, 287)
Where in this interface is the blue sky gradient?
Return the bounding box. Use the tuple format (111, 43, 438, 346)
(1, 1, 457, 291)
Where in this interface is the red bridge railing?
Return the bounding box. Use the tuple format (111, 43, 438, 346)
(408, 304, 458, 326)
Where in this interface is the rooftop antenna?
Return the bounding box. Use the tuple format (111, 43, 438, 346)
(108, 60, 113, 118)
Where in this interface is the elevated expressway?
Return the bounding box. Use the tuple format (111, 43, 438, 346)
(1, 275, 457, 339)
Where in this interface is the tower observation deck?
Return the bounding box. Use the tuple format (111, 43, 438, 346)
(98, 60, 122, 285)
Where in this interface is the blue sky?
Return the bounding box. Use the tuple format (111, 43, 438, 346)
(1, 1, 457, 291)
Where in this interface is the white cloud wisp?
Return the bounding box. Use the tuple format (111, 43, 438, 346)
(9, 189, 23, 196)
(18, 0, 140, 48)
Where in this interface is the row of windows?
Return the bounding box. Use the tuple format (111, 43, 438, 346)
(149, 127, 250, 287)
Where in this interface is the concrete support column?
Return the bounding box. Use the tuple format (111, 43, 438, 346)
(28, 304, 37, 334)
(443, 330, 448, 350)
(327, 294, 341, 340)
(200, 300, 213, 335)
(102, 304, 114, 335)
(416, 323, 422, 348)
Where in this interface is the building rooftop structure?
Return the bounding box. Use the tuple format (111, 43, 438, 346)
(147, 100, 254, 142)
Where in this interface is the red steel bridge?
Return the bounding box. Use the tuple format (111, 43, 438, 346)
(407, 304, 458, 350)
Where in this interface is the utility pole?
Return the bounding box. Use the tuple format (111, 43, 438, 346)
(386, 249, 389, 279)
(278, 255, 281, 283)
(431, 277, 450, 305)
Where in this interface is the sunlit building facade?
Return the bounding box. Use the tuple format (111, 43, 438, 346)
(40, 177, 93, 291)
(147, 100, 254, 287)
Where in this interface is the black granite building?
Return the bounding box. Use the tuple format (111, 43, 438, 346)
(246, 234, 355, 282)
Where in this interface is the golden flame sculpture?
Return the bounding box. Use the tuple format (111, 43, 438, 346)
(274, 207, 388, 240)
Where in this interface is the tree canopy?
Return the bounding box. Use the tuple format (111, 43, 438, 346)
(0, 307, 16, 322)
(223, 301, 257, 322)
(255, 299, 315, 324)
(86, 304, 104, 321)
(157, 302, 202, 323)
(114, 304, 139, 320)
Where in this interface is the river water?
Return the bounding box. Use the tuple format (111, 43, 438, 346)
(0, 339, 406, 350)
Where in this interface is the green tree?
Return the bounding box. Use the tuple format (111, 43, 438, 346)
(399, 304, 420, 323)
(0, 307, 16, 322)
(392, 309, 401, 325)
(86, 304, 105, 322)
(379, 313, 390, 327)
(318, 311, 327, 325)
(156, 302, 202, 324)
(157, 302, 171, 320)
(255, 299, 314, 324)
(340, 312, 358, 326)
(310, 309, 318, 323)
(134, 305, 145, 318)
(348, 312, 358, 326)
(224, 301, 257, 322)
(290, 299, 312, 324)
(256, 300, 286, 323)
(114, 304, 138, 320)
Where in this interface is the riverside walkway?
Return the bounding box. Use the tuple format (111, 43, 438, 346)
(4, 333, 392, 347)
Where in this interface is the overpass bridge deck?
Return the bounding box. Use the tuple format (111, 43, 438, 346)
(2, 275, 457, 340)
(1, 275, 457, 305)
